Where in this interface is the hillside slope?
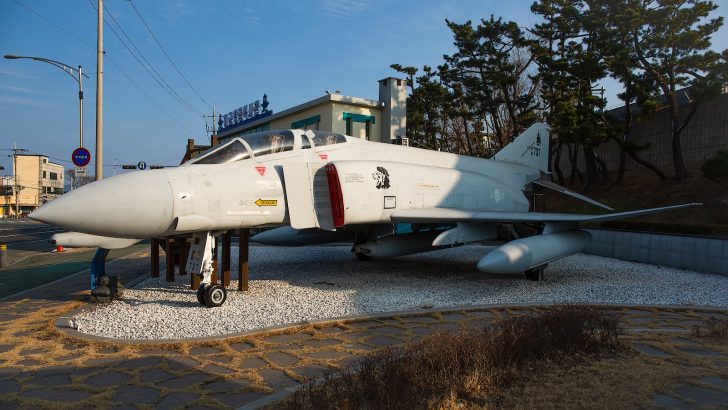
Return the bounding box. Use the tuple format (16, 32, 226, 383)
(541, 165, 728, 237)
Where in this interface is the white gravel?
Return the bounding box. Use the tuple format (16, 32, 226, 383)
(72, 244, 728, 340)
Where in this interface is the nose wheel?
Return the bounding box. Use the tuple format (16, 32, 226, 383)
(204, 284, 227, 307)
(196, 283, 227, 307)
(196, 284, 207, 305)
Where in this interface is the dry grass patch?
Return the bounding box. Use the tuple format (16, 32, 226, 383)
(278, 305, 622, 409)
(691, 317, 728, 344)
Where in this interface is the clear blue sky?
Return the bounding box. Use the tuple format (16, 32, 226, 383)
(1, 0, 726, 176)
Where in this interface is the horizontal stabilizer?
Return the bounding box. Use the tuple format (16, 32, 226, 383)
(532, 180, 613, 211)
(391, 203, 701, 224)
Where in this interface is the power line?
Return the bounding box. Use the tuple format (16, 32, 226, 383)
(127, 0, 212, 110)
(89, 0, 203, 116)
(101, 1, 202, 115)
(13, 0, 96, 50)
(12, 0, 197, 135)
(106, 57, 197, 134)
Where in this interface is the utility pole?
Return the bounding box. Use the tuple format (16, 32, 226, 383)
(13, 146, 19, 218)
(95, 0, 104, 180)
(79, 65, 84, 147)
(3, 145, 30, 218)
(203, 103, 217, 141)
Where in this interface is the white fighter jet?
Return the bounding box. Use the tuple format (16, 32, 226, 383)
(31, 124, 699, 307)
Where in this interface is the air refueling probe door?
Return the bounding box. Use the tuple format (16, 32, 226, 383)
(282, 161, 319, 229)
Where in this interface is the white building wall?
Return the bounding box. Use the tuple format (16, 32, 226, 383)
(378, 77, 407, 142)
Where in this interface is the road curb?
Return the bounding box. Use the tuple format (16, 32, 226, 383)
(54, 302, 727, 345)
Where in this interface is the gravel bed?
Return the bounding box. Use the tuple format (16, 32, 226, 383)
(72, 244, 728, 340)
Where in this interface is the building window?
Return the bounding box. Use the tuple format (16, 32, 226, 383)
(42, 158, 47, 163)
(343, 112, 375, 140)
(49, 172, 58, 180)
(292, 115, 321, 130)
(43, 171, 47, 179)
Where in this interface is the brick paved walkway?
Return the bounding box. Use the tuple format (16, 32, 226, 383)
(0, 249, 726, 409)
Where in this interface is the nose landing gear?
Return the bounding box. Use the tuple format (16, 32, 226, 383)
(188, 231, 229, 308)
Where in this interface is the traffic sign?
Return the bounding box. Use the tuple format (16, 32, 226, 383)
(74, 167, 87, 177)
(72, 147, 91, 167)
(137, 161, 147, 170)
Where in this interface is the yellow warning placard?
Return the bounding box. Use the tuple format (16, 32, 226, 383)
(255, 199, 277, 207)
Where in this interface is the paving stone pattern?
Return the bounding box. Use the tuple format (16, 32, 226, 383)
(0, 249, 726, 408)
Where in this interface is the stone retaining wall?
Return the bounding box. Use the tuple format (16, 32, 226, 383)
(584, 229, 728, 275)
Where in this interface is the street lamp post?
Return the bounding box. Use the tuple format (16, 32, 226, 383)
(4, 54, 89, 150)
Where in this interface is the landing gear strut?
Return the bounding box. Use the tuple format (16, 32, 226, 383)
(188, 232, 228, 308)
(352, 247, 372, 261)
(352, 231, 373, 261)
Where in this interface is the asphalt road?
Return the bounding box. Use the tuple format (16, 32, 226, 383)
(0, 218, 64, 252)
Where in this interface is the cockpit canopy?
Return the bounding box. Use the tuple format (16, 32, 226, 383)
(309, 130, 347, 147)
(188, 129, 347, 165)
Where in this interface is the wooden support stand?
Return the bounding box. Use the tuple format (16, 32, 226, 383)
(177, 237, 188, 276)
(151, 238, 160, 278)
(191, 269, 200, 290)
(222, 231, 231, 287)
(238, 229, 249, 291)
(165, 239, 175, 282)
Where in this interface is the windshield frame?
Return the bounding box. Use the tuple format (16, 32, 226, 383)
(186, 138, 252, 165)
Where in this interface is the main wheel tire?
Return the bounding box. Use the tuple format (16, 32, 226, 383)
(204, 284, 227, 307)
(196, 284, 207, 305)
(355, 252, 372, 261)
(525, 268, 543, 281)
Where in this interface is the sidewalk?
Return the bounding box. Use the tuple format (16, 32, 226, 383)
(0, 250, 725, 408)
(0, 245, 147, 299)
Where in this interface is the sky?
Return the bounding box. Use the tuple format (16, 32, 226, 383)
(1, 0, 727, 178)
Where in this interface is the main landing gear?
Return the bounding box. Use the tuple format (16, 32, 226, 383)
(188, 231, 228, 308)
(524, 265, 547, 281)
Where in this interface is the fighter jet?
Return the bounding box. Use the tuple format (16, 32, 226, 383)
(31, 124, 699, 307)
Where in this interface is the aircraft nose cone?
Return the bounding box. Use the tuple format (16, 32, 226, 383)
(30, 171, 174, 238)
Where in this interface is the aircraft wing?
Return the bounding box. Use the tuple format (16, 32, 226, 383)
(390, 203, 702, 224)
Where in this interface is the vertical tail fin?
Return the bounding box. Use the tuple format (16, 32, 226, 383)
(493, 122, 550, 173)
